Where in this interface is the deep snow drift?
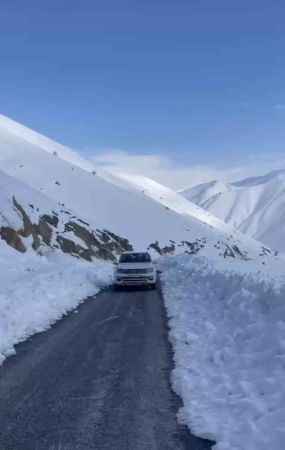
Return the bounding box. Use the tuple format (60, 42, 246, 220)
(0, 242, 113, 365)
(160, 253, 285, 450)
(181, 170, 285, 252)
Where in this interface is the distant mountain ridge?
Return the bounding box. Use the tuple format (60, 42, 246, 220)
(181, 170, 285, 251)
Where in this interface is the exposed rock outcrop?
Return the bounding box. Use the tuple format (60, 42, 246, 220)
(149, 237, 251, 260)
(0, 197, 133, 262)
(0, 226, 26, 253)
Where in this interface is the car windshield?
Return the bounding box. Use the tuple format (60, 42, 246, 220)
(119, 253, 151, 263)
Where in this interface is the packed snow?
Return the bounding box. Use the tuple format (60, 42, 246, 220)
(0, 242, 112, 366)
(181, 170, 285, 252)
(160, 253, 285, 450)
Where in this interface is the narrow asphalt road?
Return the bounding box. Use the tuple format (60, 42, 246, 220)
(0, 286, 213, 450)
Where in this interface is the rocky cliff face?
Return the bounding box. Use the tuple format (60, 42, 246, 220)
(0, 196, 133, 262)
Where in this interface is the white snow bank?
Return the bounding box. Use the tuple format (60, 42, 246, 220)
(160, 254, 285, 450)
(0, 242, 112, 365)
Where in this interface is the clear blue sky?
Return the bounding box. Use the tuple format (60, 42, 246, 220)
(1, 0, 285, 167)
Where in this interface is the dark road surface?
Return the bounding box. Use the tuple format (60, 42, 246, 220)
(0, 286, 213, 450)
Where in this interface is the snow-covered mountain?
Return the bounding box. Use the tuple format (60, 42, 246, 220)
(181, 171, 285, 252)
(0, 114, 267, 260)
(2, 114, 285, 450)
(182, 180, 230, 206)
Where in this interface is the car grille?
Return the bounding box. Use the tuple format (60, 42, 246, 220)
(120, 268, 148, 274)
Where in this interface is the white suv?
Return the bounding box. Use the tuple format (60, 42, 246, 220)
(114, 252, 157, 289)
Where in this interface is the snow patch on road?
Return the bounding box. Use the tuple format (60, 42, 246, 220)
(161, 254, 285, 450)
(0, 243, 112, 365)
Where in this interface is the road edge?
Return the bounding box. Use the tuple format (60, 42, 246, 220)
(158, 278, 215, 450)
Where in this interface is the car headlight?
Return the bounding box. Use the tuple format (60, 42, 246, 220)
(117, 269, 126, 274)
(145, 268, 154, 273)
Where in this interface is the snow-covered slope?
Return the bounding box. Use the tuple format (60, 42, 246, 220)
(181, 180, 230, 206)
(0, 114, 267, 259)
(0, 125, 185, 249)
(98, 170, 230, 232)
(181, 171, 285, 252)
(0, 169, 132, 260)
(0, 114, 95, 172)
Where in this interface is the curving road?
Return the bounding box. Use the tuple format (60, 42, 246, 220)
(0, 286, 213, 450)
